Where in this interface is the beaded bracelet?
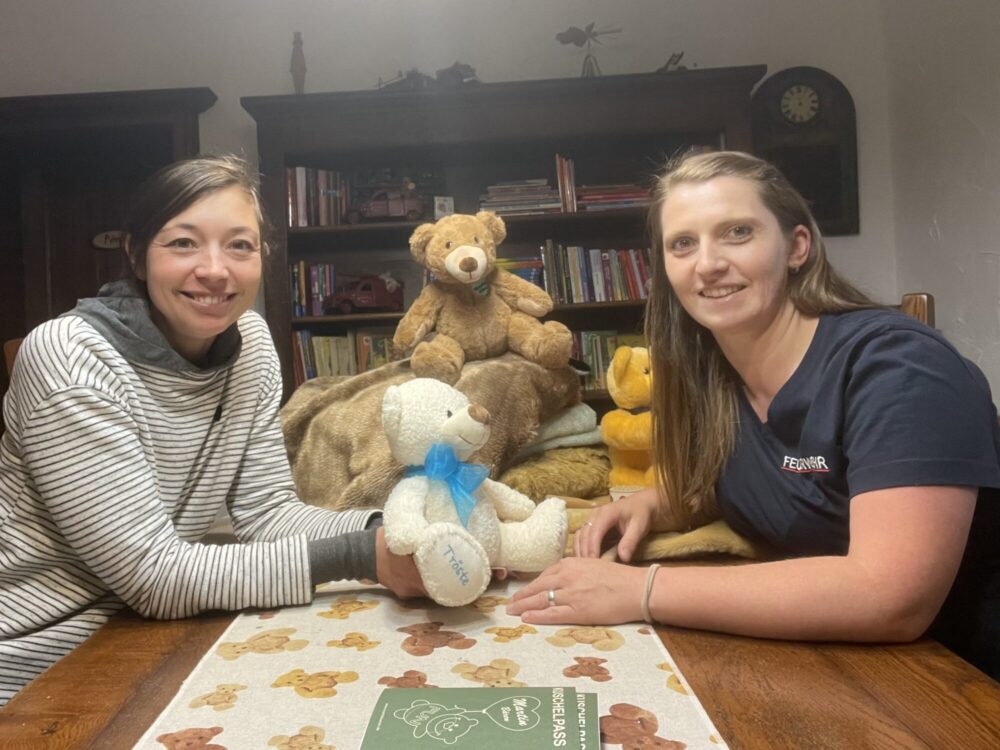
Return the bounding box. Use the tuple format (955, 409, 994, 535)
(641, 563, 662, 624)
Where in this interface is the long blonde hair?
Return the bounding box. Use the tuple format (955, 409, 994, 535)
(644, 151, 876, 527)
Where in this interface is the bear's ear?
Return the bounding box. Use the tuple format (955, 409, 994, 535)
(382, 385, 403, 435)
(474, 211, 506, 245)
(409, 223, 438, 264)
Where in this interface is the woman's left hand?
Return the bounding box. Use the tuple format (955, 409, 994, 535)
(505, 557, 648, 625)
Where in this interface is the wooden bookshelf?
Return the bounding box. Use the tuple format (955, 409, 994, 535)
(242, 66, 766, 400)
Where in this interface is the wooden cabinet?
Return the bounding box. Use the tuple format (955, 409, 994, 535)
(242, 66, 766, 401)
(0, 87, 215, 411)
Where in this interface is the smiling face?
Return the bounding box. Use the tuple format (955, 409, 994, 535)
(659, 176, 810, 341)
(134, 185, 262, 362)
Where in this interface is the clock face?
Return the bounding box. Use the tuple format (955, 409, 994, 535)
(780, 84, 820, 124)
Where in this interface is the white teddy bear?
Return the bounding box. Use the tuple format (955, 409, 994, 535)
(381, 378, 568, 606)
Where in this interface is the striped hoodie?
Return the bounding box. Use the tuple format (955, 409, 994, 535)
(0, 282, 377, 703)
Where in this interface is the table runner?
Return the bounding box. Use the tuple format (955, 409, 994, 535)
(134, 580, 727, 749)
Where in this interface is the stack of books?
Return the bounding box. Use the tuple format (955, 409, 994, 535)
(574, 331, 647, 390)
(286, 166, 350, 227)
(289, 261, 336, 318)
(539, 242, 653, 305)
(290, 326, 395, 386)
(577, 183, 651, 211)
(360, 686, 598, 749)
(479, 179, 562, 216)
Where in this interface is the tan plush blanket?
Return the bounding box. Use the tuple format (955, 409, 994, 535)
(281, 353, 581, 511)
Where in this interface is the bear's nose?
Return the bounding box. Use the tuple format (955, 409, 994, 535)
(467, 404, 490, 425)
(459, 257, 479, 273)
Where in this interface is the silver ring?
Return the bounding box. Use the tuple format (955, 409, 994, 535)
(547, 589, 557, 607)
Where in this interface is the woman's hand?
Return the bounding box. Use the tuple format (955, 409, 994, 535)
(574, 488, 661, 561)
(505, 558, 647, 625)
(374, 526, 427, 599)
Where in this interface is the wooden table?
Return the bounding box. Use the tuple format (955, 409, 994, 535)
(2, 610, 999, 749)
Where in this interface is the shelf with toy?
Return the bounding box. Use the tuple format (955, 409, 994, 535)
(291, 312, 405, 326)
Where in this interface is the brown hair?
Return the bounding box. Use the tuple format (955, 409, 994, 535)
(644, 150, 876, 527)
(123, 155, 270, 293)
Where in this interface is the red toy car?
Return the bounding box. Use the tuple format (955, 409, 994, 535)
(323, 274, 404, 314)
(346, 190, 426, 223)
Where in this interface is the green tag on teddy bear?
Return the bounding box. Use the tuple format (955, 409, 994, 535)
(473, 280, 491, 297)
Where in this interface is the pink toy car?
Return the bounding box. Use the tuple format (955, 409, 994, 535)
(347, 190, 426, 223)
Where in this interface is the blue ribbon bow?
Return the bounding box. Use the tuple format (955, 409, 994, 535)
(405, 443, 489, 528)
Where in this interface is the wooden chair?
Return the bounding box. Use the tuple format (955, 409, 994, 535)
(4, 338, 22, 379)
(899, 293, 935, 327)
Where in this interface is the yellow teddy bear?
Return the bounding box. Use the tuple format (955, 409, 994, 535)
(600, 346, 655, 488)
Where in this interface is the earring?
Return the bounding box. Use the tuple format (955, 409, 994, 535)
(789, 265, 800, 275)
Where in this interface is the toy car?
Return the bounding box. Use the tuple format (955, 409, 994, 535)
(346, 190, 426, 223)
(323, 274, 404, 314)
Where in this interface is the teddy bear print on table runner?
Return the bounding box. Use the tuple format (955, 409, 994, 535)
(397, 621, 476, 656)
(469, 594, 508, 613)
(215, 628, 308, 660)
(563, 656, 613, 682)
(600, 703, 687, 750)
(546, 626, 626, 651)
(271, 668, 359, 698)
(317, 594, 380, 620)
(267, 724, 335, 750)
(187, 683, 247, 711)
(156, 725, 226, 749)
(452, 658, 526, 687)
(378, 669, 438, 688)
(326, 631, 381, 651)
(484, 624, 537, 642)
(657, 662, 689, 694)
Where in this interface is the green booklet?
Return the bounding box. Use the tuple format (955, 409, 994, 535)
(360, 686, 595, 749)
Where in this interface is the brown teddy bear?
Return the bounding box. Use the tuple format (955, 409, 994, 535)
(393, 211, 573, 384)
(484, 624, 538, 643)
(378, 669, 438, 688)
(215, 628, 308, 660)
(156, 726, 225, 750)
(563, 656, 612, 682)
(397, 621, 477, 656)
(599, 703, 686, 749)
(271, 668, 359, 699)
(267, 725, 335, 750)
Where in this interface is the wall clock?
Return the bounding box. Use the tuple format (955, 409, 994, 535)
(752, 66, 858, 235)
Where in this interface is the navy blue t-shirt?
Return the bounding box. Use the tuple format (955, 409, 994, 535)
(717, 308, 1000, 677)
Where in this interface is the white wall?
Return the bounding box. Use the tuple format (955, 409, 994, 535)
(881, 0, 1000, 392)
(0, 0, 898, 300)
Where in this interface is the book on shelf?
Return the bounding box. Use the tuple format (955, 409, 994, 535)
(538, 242, 652, 305)
(360, 686, 597, 749)
(286, 166, 349, 228)
(289, 261, 336, 317)
(479, 177, 562, 217)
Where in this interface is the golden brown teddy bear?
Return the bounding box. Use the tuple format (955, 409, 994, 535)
(546, 626, 626, 652)
(452, 658, 526, 687)
(392, 211, 573, 384)
(156, 726, 225, 750)
(600, 346, 655, 488)
(188, 683, 248, 711)
(271, 668, 359, 698)
(469, 594, 508, 613)
(267, 725, 335, 750)
(215, 628, 308, 660)
(397, 621, 477, 656)
(484, 624, 537, 643)
(316, 595, 379, 620)
(326, 631, 381, 651)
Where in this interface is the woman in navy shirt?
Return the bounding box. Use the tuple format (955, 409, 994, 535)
(508, 151, 1000, 679)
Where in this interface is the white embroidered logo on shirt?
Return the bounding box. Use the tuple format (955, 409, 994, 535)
(781, 455, 830, 473)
